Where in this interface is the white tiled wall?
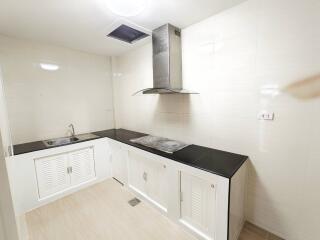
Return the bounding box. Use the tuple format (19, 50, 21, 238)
(112, 0, 320, 239)
(0, 35, 115, 144)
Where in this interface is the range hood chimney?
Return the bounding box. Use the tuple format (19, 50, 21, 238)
(133, 24, 198, 95)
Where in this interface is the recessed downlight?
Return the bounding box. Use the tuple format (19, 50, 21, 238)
(106, 0, 148, 17)
(40, 63, 59, 71)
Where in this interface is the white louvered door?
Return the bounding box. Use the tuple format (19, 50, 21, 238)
(35, 147, 95, 200)
(35, 153, 70, 199)
(69, 147, 96, 186)
(180, 172, 216, 239)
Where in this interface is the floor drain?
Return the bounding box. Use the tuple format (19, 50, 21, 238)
(128, 198, 141, 207)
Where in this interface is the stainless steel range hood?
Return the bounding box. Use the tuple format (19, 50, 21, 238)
(133, 24, 198, 95)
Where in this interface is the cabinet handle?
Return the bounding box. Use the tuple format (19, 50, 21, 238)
(67, 167, 73, 174)
(143, 172, 147, 181)
(180, 191, 183, 202)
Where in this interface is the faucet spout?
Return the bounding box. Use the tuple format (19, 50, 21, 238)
(68, 124, 75, 137)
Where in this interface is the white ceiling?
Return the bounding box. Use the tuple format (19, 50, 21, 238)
(0, 0, 246, 56)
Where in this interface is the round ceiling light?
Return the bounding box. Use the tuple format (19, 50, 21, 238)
(106, 0, 148, 17)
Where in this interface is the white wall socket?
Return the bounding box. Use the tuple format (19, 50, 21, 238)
(258, 111, 275, 120)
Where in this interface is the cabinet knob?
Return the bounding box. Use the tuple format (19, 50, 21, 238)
(211, 184, 214, 188)
(163, 165, 166, 168)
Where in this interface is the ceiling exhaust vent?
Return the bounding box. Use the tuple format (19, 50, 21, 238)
(107, 24, 149, 44)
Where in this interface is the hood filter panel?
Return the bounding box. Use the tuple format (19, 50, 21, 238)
(107, 24, 149, 44)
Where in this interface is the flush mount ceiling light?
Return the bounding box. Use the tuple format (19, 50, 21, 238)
(106, 0, 148, 17)
(40, 63, 59, 71)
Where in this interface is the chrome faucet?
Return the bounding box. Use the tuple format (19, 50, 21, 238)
(68, 124, 75, 138)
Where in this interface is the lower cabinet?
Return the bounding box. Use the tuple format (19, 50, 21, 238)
(34, 147, 95, 199)
(128, 150, 168, 211)
(109, 141, 128, 184)
(69, 148, 96, 186)
(180, 172, 216, 240)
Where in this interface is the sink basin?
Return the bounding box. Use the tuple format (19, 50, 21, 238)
(43, 133, 99, 147)
(43, 137, 79, 147)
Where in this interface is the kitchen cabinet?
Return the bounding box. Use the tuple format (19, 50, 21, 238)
(128, 150, 168, 211)
(34, 153, 70, 199)
(8, 138, 111, 215)
(110, 141, 128, 185)
(35, 147, 95, 199)
(8, 129, 246, 240)
(125, 144, 245, 240)
(69, 148, 95, 186)
(180, 172, 216, 240)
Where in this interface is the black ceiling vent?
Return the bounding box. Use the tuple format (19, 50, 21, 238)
(107, 24, 149, 44)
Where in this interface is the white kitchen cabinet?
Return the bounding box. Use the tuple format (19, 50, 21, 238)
(180, 172, 216, 240)
(69, 147, 95, 186)
(8, 138, 110, 215)
(35, 153, 70, 199)
(144, 157, 168, 210)
(128, 150, 146, 192)
(110, 141, 128, 185)
(8, 132, 246, 240)
(128, 150, 168, 211)
(35, 147, 95, 199)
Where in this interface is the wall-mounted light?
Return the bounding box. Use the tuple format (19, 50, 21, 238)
(260, 84, 280, 97)
(106, 0, 148, 17)
(40, 63, 60, 71)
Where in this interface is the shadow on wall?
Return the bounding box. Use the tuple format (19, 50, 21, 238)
(245, 159, 284, 238)
(283, 74, 320, 99)
(156, 94, 191, 113)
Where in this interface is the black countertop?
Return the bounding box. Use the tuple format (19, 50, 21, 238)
(13, 128, 248, 179)
(13, 135, 101, 155)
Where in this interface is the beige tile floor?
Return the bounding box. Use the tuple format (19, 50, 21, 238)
(26, 179, 283, 240)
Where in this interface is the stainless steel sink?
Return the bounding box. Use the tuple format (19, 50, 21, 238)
(43, 133, 99, 147)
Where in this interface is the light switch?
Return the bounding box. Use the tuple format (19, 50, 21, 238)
(258, 111, 275, 120)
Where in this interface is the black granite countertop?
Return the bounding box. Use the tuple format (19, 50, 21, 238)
(13, 128, 248, 179)
(13, 135, 101, 155)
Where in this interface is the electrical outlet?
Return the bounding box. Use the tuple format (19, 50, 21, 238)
(258, 111, 275, 120)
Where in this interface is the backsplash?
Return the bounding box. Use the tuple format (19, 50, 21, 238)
(112, 0, 320, 239)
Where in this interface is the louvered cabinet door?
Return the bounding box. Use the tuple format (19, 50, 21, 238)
(180, 172, 216, 239)
(35, 154, 70, 199)
(69, 147, 96, 186)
